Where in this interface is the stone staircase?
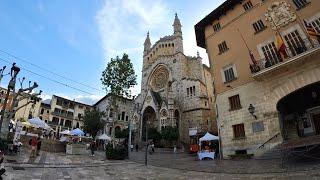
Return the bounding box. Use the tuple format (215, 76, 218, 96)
(254, 132, 283, 159)
(254, 145, 282, 160)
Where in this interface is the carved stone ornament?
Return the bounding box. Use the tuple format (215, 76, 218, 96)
(146, 95, 152, 103)
(150, 65, 169, 91)
(160, 109, 167, 118)
(265, 1, 296, 30)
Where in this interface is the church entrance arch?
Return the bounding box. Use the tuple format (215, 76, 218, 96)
(142, 106, 157, 140)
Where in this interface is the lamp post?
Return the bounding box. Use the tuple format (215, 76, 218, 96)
(145, 120, 148, 166)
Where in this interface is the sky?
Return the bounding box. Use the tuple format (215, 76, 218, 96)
(0, 0, 225, 105)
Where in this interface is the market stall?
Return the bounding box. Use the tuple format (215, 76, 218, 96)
(66, 128, 88, 155)
(198, 132, 219, 160)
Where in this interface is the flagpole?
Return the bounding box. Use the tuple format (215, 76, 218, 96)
(237, 28, 250, 52)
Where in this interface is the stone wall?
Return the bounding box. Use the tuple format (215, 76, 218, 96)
(217, 55, 320, 158)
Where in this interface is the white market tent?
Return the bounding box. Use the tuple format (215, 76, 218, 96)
(60, 130, 71, 135)
(199, 132, 219, 142)
(98, 134, 111, 141)
(28, 117, 52, 130)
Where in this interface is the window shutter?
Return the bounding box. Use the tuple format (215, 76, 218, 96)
(221, 69, 226, 83)
(232, 65, 238, 78)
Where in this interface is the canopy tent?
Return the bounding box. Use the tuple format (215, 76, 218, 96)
(70, 128, 85, 136)
(199, 132, 219, 142)
(28, 117, 52, 130)
(97, 134, 111, 141)
(60, 130, 71, 135)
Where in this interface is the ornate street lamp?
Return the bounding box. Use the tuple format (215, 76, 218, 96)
(248, 104, 257, 119)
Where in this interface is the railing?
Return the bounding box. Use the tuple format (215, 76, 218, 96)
(251, 39, 319, 74)
(257, 132, 281, 150)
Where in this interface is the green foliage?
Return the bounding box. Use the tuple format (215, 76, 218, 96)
(147, 128, 162, 141)
(161, 127, 179, 141)
(101, 53, 137, 98)
(105, 145, 127, 160)
(83, 110, 105, 138)
(115, 128, 128, 138)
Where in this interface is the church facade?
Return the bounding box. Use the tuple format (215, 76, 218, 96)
(133, 14, 217, 144)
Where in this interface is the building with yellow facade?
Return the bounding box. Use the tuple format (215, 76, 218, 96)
(195, 0, 320, 158)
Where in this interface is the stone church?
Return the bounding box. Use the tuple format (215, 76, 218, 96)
(132, 14, 217, 144)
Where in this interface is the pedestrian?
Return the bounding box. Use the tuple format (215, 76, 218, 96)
(130, 144, 133, 152)
(135, 144, 138, 152)
(29, 136, 38, 158)
(36, 137, 42, 156)
(90, 141, 96, 156)
(151, 142, 155, 153)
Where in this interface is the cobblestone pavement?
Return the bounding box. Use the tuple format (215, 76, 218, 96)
(128, 149, 320, 174)
(2, 148, 320, 179)
(5, 160, 320, 180)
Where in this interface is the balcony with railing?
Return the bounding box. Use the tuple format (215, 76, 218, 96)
(251, 39, 320, 79)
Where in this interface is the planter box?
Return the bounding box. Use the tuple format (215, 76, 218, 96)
(66, 144, 88, 155)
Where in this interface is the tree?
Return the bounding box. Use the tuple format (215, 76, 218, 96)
(115, 128, 128, 138)
(83, 110, 105, 138)
(147, 128, 162, 142)
(161, 127, 179, 142)
(101, 53, 137, 147)
(101, 53, 137, 98)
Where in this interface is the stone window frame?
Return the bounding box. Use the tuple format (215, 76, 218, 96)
(242, 1, 253, 11)
(221, 64, 237, 83)
(292, 0, 310, 10)
(252, 19, 267, 34)
(307, 12, 320, 34)
(228, 94, 242, 111)
(232, 123, 246, 139)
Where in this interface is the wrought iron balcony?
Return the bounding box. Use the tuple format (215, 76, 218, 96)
(251, 39, 320, 79)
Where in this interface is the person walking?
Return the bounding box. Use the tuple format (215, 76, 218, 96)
(151, 142, 155, 153)
(29, 137, 38, 158)
(135, 144, 138, 152)
(130, 144, 133, 152)
(90, 141, 96, 157)
(36, 137, 42, 156)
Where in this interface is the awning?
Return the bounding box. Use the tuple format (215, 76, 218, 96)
(199, 132, 219, 142)
(98, 134, 111, 140)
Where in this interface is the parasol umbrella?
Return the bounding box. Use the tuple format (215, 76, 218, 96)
(70, 128, 85, 136)
(28, 117, 52, 130)
(98, 134, 111, 141)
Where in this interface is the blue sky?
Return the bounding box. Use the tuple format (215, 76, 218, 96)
(0, 0, 225, 105)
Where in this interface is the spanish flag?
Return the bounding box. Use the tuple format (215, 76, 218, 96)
(275, 32, 288, 58)
(304, 19, 320, 38)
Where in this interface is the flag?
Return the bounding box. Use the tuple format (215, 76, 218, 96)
(248, 50, 260, 73)
(275, 32, 288, 58)
(249, 50, 257, 65)
(303, 19, 320, 38)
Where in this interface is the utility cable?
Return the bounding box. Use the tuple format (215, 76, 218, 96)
(0, 49, 104, 93)
(0, 57, 94, 95)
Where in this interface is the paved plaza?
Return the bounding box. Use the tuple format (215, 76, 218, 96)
(1, 147, 320, 179)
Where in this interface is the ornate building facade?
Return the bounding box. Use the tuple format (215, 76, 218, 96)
(195, 0, 320, 158)
(133, 14, 217, 144)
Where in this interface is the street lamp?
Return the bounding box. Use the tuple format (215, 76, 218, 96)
(248, 104, 257, 119)
(144, 120, 150, 166)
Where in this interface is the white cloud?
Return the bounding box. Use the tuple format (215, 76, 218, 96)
(95, 0, 169, 60)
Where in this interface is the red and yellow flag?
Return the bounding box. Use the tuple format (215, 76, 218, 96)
(304, 19, 320, 38)
(275, 32, 288, 58)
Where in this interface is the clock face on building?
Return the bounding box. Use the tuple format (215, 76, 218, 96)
(150, 65, 169, 91)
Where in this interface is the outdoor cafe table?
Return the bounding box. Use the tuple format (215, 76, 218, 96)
(198, 151, 215, 160)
